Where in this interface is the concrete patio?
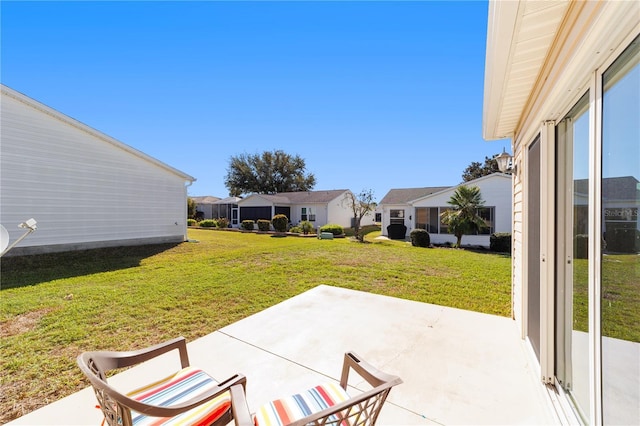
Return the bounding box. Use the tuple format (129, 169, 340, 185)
(9, 285, 561, 425)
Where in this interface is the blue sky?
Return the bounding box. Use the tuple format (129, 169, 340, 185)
(1, 0, 507, 202)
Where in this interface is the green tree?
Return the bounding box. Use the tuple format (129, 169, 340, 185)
(440, 185, 487, 248)
(462, 155, 500, 182)
(225, 150, 316, 196)
(342, 189, 376, 243)
(187, 197, 197, 219)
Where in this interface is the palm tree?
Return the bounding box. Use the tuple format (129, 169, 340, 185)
(440, 185, 487, 248)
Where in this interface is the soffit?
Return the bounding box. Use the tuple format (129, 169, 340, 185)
(483, 0, 570, 140)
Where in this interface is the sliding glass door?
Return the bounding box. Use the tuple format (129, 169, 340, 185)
(556, 35, 639, 425)
(556, 93, 590, 422)
(600, 35, 639, 425)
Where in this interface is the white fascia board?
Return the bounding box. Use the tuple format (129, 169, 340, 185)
(1, 84, 196, 183)
(408, 173, 512, 205)
(482, 0, 521, 141)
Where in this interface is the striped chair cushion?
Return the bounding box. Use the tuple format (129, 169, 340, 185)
(254, 382, 351, 426)
(126, 366, 231, 426)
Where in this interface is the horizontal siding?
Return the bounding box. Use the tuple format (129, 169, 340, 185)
(511, 147, 524, 327)
(1, 94, 188, 249)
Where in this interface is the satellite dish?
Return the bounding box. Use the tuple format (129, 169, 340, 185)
(0, 225, 9, 253)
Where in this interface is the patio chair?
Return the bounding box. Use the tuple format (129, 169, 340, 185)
(77, 336, 246, 426)
(229, 351, 402, 426)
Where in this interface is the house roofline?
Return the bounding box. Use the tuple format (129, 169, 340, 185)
(408, 173, 511, 204)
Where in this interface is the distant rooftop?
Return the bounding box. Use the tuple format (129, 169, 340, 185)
(379, 186, 451, 204)
(245, 189, 349, 204)
(575, 176, 639, 200)
(191, 196, 221, 204)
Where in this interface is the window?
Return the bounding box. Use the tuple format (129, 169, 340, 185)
(415, 208, 428, 230)
(476, 207, 495, 235)
(439, 207, 452, 234)
(390, 209, 404, 224)
(301, 207, 315, 222)
(415, 207, 440, 233)
(416, 206, 494, 234)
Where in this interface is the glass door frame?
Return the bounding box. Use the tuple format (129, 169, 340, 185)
(551, 29, 639, 426)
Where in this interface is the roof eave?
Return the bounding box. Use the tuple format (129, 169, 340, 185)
(482, 0, 520, 141)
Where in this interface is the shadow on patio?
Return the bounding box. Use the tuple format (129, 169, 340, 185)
(9, 285, 560, 425)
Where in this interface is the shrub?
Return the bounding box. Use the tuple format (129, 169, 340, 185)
(320, 224, 343, 236)
(271, 214, 288, 232)
(257, 219, 271, 231)
(289, 226, 302, 234)
(187, 219, 196, 226)
(490, 232, 512, 253)
(410, 229, 431, 247)
(241, 220, 255, 231)
(300, 220, 314, 235)
(199, 219, 216, 228)
(216, 217, 229, 228)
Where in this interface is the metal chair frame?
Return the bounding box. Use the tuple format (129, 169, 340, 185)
(77, 336, 246, 426)
(231, 351, 402, 426)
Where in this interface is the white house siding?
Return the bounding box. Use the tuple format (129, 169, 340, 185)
(380, 204, 412, 237)
(1, 86, 194, 255)
(511, 163, 523, 323)
(290, 203, 328, 229)
(359, 210, 376, 227)
(326, 193, 356, 229)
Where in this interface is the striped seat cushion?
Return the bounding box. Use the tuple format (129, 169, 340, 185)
(126, 366, 231, 426)
(254, 382, 351, 426)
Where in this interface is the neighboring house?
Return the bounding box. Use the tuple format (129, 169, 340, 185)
(212, 196, 242, 226)
(483, 1, 638, 424)
(1, 84, 195, 255)
(378, 185, 449, 239)
(379, 175, 511, 247)
(191, 196, 220, 220)
(237, 189, 375, 229)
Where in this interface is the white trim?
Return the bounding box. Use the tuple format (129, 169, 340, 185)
(556, 115, 572, 392)
(587, 68, 603, 426)
(539, 120, 556, 385)
(521, 133, 537, 341)
(550, 381, 584, 426)
(408, 173, 511, 204)
(482, 0, 521, 139)
(483, 1, 639, 142)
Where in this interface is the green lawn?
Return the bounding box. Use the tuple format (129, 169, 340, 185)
(573, 254, 640, 342)
(0, 229, 511, 423)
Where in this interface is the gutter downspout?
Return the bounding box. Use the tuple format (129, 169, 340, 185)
(184, 180, 195, 241)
